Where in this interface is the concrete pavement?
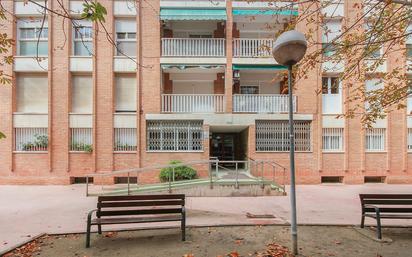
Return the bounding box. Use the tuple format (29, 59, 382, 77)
(1, 184, 412, 253)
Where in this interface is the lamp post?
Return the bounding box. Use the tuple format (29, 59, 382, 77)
(272, 30, 307, 255)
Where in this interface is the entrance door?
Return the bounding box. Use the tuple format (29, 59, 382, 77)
(210, 134, 235, 162)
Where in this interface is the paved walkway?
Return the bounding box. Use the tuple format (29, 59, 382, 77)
(1, 184, 412, 253)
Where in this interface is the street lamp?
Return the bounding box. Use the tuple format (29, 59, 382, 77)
(272, 30, 307, 255)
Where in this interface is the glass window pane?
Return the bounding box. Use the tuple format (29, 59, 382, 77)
(74, 41, 93, 56)
(36, 28, 48, 39)
(240, 86, 259, 94)
(128, 33, 136, 39)
(20, 41, 48, 56)
(407, 44, 412, 58)
(330, 77, 340, 94)
(117, 33, 126, 39)
(322, 77, 329, 94)
(116, 42, 136, 56)
(20, 28, 35, 39)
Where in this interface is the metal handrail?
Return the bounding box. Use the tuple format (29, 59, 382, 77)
(86, 158, 286, 196)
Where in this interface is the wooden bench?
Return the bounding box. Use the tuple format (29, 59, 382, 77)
(360, 194, 412, 239)
(86, 194, 186, 247)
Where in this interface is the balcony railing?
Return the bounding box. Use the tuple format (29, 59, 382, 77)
(233, 38, 274, 58)
(162, 94, 225, 113)
(233, 94, 296, 113)
(161, 38, 226, 57)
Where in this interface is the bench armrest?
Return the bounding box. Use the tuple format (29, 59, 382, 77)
(87, 209, 98, 222)
(364, 204, 381, 215)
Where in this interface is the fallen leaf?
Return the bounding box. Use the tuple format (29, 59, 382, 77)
(228, 252, 240, 257)
(104, 232, 117, 238)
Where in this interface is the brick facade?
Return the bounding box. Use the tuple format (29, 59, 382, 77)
(1, 0, 412, 185)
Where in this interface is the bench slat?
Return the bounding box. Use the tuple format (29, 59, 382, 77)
(91, 215, 182, 225)
(360, 194, 412, 200)
(364, 207, 412, 213)
(362, 199, 412, 205)
(365, 214, 412, 219)
(98, 208, 183, 217)
(99, 200, 184, 208)
(98, 194, 185, 202)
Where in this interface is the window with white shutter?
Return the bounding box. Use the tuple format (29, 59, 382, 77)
(115, 75, 137, 112)
(71, 75, 93, 113)
(16, 74, 48, 113)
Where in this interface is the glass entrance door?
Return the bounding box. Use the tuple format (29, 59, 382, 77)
(210, 134, 235, 162)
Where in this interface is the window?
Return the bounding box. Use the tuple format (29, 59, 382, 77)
(240, 86, 259, 94)
(17, 19, 48, 56)
(407, 44, 412, 59)
(147, 120, 203, 151)
(364, 21, 383, 59)
(71, 75, 93, 113)
(322, 128, 343, 151)
(256, 120, 311, 152)
(365, 128, 385, 151)
(73, 20, 93, 56)
(115, 19, 136, 56)
(322, 77, 340, 94)
(408, 128, 412, 151)
(17, 74, 48, 113)
(114, 128, 137, 151)
(15, 128, 48, 151)
(322, 20, 341, 57)
(70, 128, 93, 152)
(408, 78, 412, 114)
(321, 0, 344, 17)
(322, 77, 342, 114)
(365, 79, 383, 110)
(407, 24, 412, 59)
(115, 75, 136, 112)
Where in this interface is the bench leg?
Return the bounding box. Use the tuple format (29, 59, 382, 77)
(98, 224, 102, 235)
(376, 213, 382, 240)
(181, 209, 186, 241)
(86, 221, 91, 248)
(360, 215, 365, 228)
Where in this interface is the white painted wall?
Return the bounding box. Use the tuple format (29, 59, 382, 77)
(168, 21, 218, 36)
(173, 81, 214, 94)
(239, 72, 280, 94)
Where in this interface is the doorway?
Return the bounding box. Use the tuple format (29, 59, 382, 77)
(209, 127, 249, 166)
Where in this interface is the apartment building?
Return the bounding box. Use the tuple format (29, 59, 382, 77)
(0, 0, 411, 185)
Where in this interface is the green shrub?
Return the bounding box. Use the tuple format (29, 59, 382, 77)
(159, 160, 197, 182)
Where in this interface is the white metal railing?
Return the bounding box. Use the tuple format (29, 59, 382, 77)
(70, 128, 93, 152)
(161, 38, 226, 57)
(322, 128, 344, 152)
(114, 128, 137, 152)
(233, 94, 296, 113)
(233, 38, 275, 58)
(14, 127, 48, 151)
(365, 128, 386, 152)
(162, 94, 225, 113)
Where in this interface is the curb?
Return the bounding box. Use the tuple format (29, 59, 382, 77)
(0, 233, 46, 257)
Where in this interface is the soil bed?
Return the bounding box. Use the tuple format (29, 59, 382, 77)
(5, 225, 412, 257)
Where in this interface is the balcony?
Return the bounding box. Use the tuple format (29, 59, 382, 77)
(233, 38, 274, 58)
(233, 94, 296, 113)
(161, 94, 225, 113)
(161, 38, 226, 57)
